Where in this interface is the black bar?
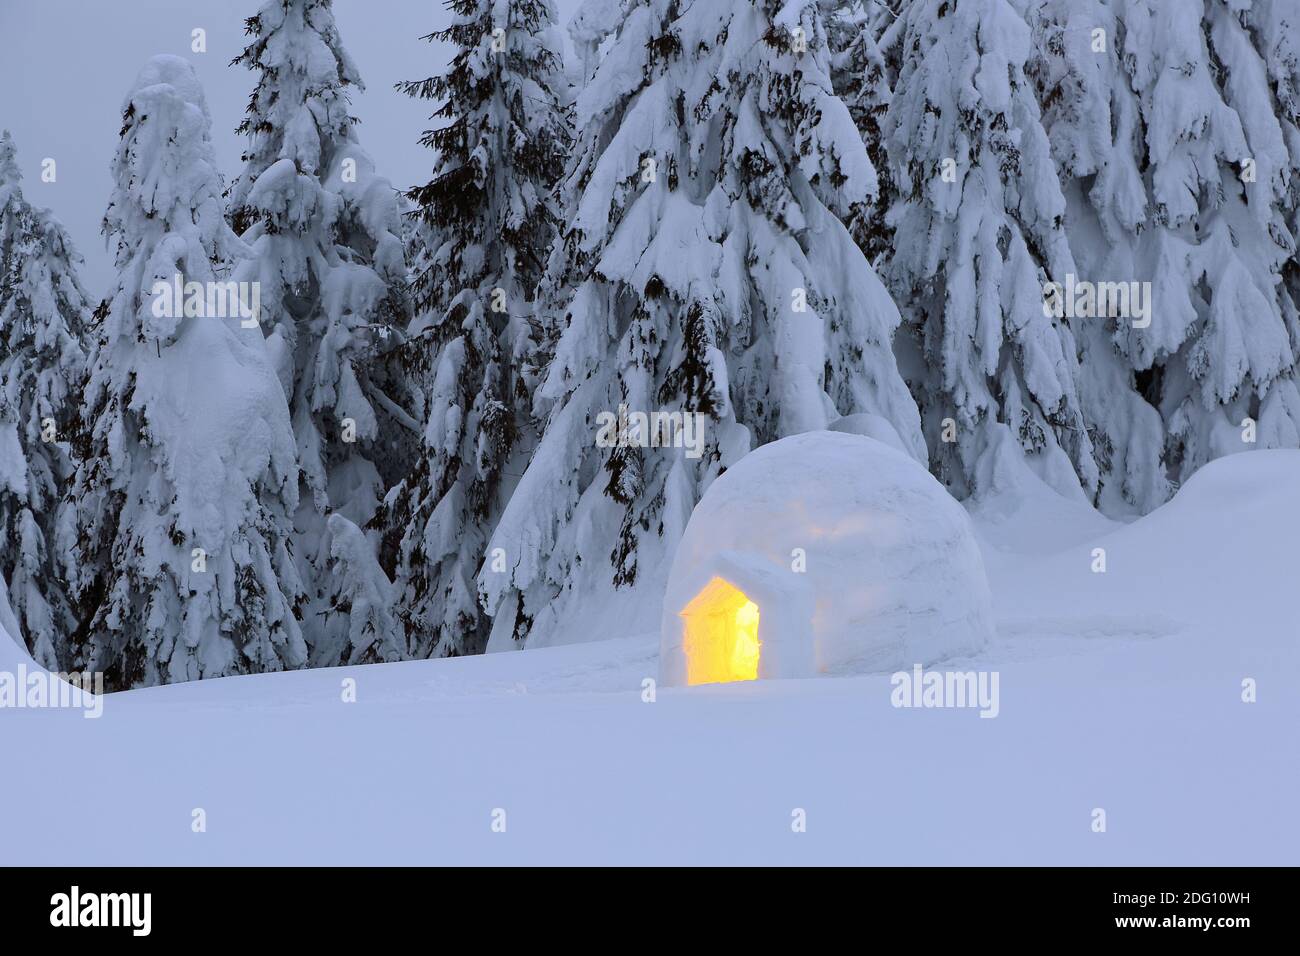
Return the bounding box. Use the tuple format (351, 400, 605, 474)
(1, 866, 1284, 941)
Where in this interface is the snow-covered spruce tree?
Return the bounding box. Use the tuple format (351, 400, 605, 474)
(318, 513, 403, 664)
(1023, 0, 1300, 508)
(228, 0, 409, 662)
(479, 0, 925, 649)
(0, 558, 22, 653)
(62, 56, 306, 689)
(0, 131, 90, 670)
(824, 0, 902, 264)
(1011, 0, 1173, 513)
(880, 0, 1099, 503)
(373, 1, 569, 658)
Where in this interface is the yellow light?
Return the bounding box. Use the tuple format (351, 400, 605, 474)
(681, 578, 761, 685)
(730, 599, 760, 677)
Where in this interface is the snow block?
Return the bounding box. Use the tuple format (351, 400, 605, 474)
(660, 431, 993, 685)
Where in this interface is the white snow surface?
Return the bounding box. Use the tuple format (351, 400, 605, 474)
(1, 450, 1297, 864)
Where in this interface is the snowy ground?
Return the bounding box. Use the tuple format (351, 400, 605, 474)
(2, 451, 1297, 865)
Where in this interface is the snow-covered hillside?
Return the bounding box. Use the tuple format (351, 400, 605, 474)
(2, 451, 1295, 865)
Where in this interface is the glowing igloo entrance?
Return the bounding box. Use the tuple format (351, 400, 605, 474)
(680, 577, 761, 685)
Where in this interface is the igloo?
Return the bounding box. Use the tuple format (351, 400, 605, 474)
(659, 430, 993, 686)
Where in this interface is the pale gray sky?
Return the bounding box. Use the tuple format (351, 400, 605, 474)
(0, 0, 453, 296)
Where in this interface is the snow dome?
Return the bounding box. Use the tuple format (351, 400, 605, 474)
(659, 431, 993, 686)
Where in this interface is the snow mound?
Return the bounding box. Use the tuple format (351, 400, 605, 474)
(982, 449, 1300, 654)
(1097, 448, 1300, 606)
(1157, 448, 1300, 514)
(660, 431, 993, 683)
